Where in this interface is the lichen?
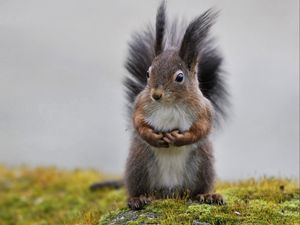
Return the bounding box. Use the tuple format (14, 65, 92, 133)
(0, 165, 299, 225)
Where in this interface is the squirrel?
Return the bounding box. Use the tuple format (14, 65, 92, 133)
(90, 1, 229, 210)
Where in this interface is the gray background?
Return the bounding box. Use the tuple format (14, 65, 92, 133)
(0, 0, 299, 180)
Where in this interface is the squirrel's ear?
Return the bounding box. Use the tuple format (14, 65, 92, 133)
(179, 9, 217, 71)
(155, 1, 166, 56)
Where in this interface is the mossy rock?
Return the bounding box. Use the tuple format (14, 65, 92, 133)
(0, 166, 299, 225)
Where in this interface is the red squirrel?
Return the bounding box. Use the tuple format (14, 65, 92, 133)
(91, 1, 229, 210)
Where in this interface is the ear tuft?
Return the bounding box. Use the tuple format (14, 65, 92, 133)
(179, 9, 218, 70)
(155, 1, 166, 55)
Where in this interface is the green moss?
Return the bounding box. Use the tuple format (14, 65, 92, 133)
(0, 165, 299, 225)
(0, 165, 126, 225)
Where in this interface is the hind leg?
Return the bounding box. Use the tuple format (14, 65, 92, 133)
(125, 138, 155, 210)
(190, 141, 225, 205)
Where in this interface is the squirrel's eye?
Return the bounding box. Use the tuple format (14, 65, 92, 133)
(175, 72, 184, 83)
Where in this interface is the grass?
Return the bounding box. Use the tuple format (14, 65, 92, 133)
(0, 165, 299, 225)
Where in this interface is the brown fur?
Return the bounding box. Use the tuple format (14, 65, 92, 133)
(126, 49, 223, 210)
(133, 50, 213, 147)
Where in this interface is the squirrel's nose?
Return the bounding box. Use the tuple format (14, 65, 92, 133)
(152, 93, 162, 101)
(151, 88, 163, 101)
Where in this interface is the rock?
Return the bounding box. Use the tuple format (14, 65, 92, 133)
(106, 210, 159, 225)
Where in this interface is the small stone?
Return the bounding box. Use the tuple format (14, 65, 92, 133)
(107, 210, 159, 225)
(234, 211, 241, 216)
(192, 221, 212, 225)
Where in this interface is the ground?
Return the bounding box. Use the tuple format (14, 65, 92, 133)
(0, 166, 299, 225)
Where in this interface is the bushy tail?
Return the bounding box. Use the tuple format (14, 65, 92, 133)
(124, 1, 229, 125)
(89, 180, 123, 191)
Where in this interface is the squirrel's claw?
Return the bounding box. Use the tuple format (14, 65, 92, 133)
(170, 130, 183, 137)
(166, 130, 193, 146)
(151, 131, 163, 139)
(163, 133, 175, 144)
(194, 193, 225, 205)
(143, 129, 169, 148)
(162, 130, 188, 146)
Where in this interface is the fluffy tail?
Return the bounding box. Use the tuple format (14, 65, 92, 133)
(124, 2, 229, 125)
(89, 180, 123, 191)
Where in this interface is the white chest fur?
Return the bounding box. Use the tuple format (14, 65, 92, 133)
(145, 105, 195, 188)
(145, 105, 193, 132)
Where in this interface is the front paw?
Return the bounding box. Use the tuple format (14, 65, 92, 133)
(163, 130, 194, 146)
(142, 129, 169, 148)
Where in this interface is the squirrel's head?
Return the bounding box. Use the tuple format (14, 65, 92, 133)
(146, 50, 199, 104)
(144, 1, 216, 104)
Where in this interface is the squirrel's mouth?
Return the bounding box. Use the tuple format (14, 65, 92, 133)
(149, 91, 176, 105)
(150, 98, 174, 106)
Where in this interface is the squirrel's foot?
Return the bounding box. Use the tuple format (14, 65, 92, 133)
(194, 193, 225, 205)
(128, 196, 152, 210)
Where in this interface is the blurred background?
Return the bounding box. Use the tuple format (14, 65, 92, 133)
(0, 0, 299, 180)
